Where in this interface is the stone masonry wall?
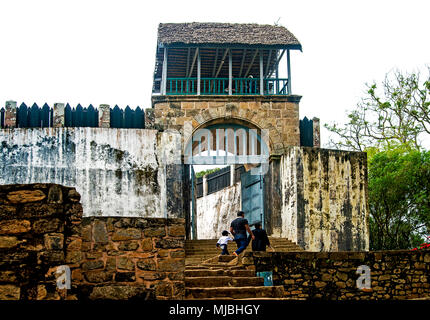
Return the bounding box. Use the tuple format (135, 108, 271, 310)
(70, 217, 185, 300)
(151, 95, 301, 155)
(0, 183, 82, 300)
(0, 184, 185, 300)
(244, 250, 430, 300)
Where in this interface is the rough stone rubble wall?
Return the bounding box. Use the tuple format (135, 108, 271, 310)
(0, 128, 182, 218)
(0, 184, 185, 300)
(196, 182, 241, 239)
(280, 147, 369, 251)
(245, 250, 430, 300)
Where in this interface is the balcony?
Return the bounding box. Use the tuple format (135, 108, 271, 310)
(153, 77, 289, 96)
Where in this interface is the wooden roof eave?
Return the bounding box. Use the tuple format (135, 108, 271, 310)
(157, 42, 302, 51)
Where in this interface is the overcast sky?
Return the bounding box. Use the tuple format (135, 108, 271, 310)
(1, 0, 429, 147)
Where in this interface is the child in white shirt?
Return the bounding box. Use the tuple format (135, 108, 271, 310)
(216, 230, 234, 255)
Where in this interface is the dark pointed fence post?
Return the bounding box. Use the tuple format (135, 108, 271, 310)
(17, 102, 28, 128)
(64, 103, 72, 127)
(75, 104, 84, 127)
(110, 105, 123, 128)
(0, 107, 5, 128)
(53, 103, 65, 127)
(134, 107, 145, 128)
(5, 101, 17, 128)
(124, 106, 133, 128)
(299, 116, 314, 147)
(98, 104, 110, 128)
(87, 104, 97, 127)
(41, 103, 51, 128)
(28, 103, 41, 127)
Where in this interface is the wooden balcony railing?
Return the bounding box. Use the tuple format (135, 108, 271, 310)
(153, 77, 289, 96)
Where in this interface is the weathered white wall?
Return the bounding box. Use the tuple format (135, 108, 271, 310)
(196, 182, 241, 239)
(280, 147, 369, 252)
(0, 128, 182, 218)
(279, 148, 299, 242)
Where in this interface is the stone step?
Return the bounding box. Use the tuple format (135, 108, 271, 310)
(185, 244, 296, 249)
(185, 286, 285, 299)
(185, 269, 256, 277)
(185, 247, 300, 254)
(185, 276, 264, 288)
(218, 255, 236, 262)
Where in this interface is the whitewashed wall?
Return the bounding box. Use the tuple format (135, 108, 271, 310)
(196, 182, 241, 239)
(0, 128, 182, 217)
(280, 147, 369, 251)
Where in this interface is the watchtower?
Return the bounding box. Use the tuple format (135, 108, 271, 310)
(150, 22, 308, 157)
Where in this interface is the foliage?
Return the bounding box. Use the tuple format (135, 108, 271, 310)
(325, 68, 430, 151)
(368, 147, 430, 250)
(324, 68, 430, 250)
(195, 167, 222, 178)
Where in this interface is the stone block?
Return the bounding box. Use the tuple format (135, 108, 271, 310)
(47, 185, 63, 203)
(66, 251, 83, 264)
(92, 220, 108, 243)
(84, 271, 114, 283)
(157, 258, 184, 272)
(44, 233, 64, 250)
(67, 188, 81, 202)
(144, 227, 166, 238)
(32, 218, 63, 233)
(141, 238, 153, 251)
(7, 190, 46, 204)
(155, 281, 172, 297)
(194, 102, 208, 109)
(111, 228, 142, 241)
(182, 102, 194, 109)
(170, 250, 185, 258)
(118, 241, 139, 251)
(117, 257, 135, 271)
(138, 271, 166, 281)
(0, 271, 17, 282)
(0, 236, 24, 249)
(89, 286, 154, 300)
(0, 285, 20, 300)
(137, 258, 156, 271)
(155, 238, 184, 249)
(167, 225, 185, 237)
(0, 220, 31, 235)
(67, 238, 82, 251)
(0, 205, 16, 218)
(82, 260, 104, 271)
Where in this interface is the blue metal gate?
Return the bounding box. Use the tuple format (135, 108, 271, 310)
(241, 166, 264, 227)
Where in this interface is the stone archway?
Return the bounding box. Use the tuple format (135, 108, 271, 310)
(151, 95, 301, 157)
(151, 95, 302, 239)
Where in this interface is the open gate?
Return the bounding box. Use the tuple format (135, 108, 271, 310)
(185, 123, 269, 239)
(241, 165, 264, 227)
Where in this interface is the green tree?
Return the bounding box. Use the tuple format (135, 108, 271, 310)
(325, 68, 430, 151)
(325, 68, 430, 250)
(368, 147, 430, 250)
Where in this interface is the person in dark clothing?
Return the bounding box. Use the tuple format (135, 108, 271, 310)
(230, 211, 255, 256)
(248, 221, 273, 252)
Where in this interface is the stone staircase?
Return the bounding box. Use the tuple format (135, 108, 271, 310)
(184, 238, 303, 300)
(185, 237, 303, 266)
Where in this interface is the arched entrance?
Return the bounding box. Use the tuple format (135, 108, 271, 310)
(184, 121, 270, 239)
